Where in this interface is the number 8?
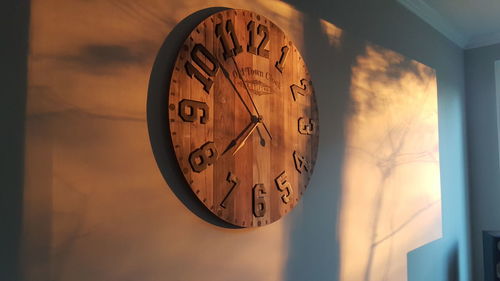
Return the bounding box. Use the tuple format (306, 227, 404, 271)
(189, 142, 218, 173)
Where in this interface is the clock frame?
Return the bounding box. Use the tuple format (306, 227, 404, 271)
(168, 9, 319, 227)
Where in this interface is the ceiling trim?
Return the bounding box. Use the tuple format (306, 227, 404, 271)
(467, 31, 500, 49)
(397, 0, 467, 48)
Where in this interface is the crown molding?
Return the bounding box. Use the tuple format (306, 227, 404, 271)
(397, 0, 467, 48)
(466, 31, 500, 49)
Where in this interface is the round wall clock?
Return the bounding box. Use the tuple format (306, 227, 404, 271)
(168, 8, 319, 227)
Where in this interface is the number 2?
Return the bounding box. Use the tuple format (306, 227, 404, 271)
(290, 79, 313, 101)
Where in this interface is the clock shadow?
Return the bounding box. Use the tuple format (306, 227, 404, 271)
(146, 7, 240, 229)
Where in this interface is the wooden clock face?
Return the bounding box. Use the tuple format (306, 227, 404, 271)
(168, 9, 319, 227)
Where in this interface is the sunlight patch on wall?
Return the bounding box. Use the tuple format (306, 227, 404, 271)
(320, 19, 343, 48)
(339, 44, 442, 281)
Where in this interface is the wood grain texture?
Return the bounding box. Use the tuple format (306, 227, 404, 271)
(168, 9, 319, 227)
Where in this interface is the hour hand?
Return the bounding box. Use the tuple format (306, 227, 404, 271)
(222, 115, 259, 156)
(232, 122, 259, 155)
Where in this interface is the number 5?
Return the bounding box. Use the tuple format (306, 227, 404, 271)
(275, 171, 293, 204)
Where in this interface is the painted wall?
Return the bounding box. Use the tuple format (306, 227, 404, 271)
(2, 0, 470, 281)
(465, 43, 500, 281)
(1, 1, 30, 281)
(340, 43, 443, 281)
(263, 2, 471, 279)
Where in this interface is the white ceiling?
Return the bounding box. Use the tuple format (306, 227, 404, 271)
(398, 0, 500, 49)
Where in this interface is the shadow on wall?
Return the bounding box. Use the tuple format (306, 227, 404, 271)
(282, 2, 443, 281)
(146, 6, 238, 228)
(1, 1, 30, 281)
(279, 11, 356, 281)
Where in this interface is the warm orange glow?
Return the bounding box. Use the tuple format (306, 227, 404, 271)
(24, 1, 301, 280)
(320, 19, 343, 48)
(23, 0, 441, 280)
(339, 44, 442, 281)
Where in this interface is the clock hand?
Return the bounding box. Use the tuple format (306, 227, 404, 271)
(231, 121, 259, 156)
(230, 57, 273, 140)
(256, 127, 266, 146)
(219, 64, 254, 117)
(222, 115, 259, 156)
(258, 116, 272, 140)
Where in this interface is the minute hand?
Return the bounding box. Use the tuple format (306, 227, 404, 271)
(219, 64, 254, 117)
(230, 57, 273, 140)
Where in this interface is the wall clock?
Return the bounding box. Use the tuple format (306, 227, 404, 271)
(168, 8, 319, 227)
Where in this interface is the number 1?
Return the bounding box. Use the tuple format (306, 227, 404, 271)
(275, 46, 289, 73)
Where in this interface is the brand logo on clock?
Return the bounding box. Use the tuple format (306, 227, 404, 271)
(233, 67, 281, 96)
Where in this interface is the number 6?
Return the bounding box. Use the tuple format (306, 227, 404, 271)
(253, 184, 267, 217)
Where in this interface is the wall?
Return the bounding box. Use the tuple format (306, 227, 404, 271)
(7, 0, 471, 281)
(284, 2, 470, 280)
(0, 1, 30, 281)
(465, 43, 500, 281)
